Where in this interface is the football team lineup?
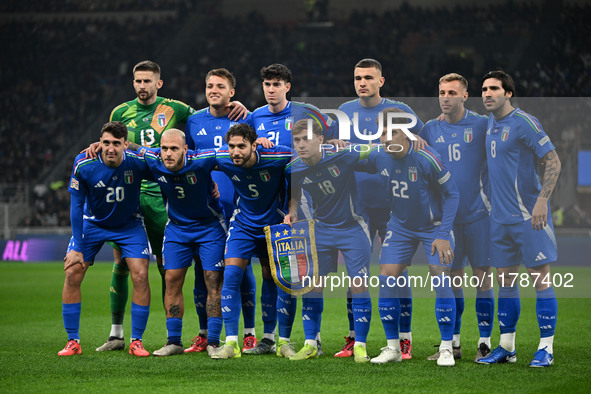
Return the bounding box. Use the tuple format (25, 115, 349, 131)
(55, 60, 562, 370)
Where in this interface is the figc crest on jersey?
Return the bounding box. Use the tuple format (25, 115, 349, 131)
(408, 167, 418, 182)
(285, 116, 293, 130)
(328, 164, 340, 177)
(124, 170, 134, 184)
(501, 126, 510, 142)
(464, 128, 473, 143)
(186, 172, 197, 185)
(157, 113, 166, 127)
(260, 170, 271, 182)
(265, 220, 319, 295)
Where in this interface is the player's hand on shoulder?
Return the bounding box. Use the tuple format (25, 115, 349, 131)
(531, 197, 549, 231)
(227, 101, 248, 121)
(413, 135, 428, 151)
(431, 239, 453, 265)
(211, 181, 220, 199)
(256, 137, 274, 148)
(82, 142, 101, 159)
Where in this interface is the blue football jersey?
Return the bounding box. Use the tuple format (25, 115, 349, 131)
(420, 109, 490, 224)
(287, 148, 366, 228)
(367, 142, 459, 239)
(485, 108, 556, 224)
(68, 150, 149, 228)
(215, 145, 292, 228)
(339, 98, 424, 209)
(186, 107, 254, 151)
(252, 101, 293, 147)
(143, 148, 223, 226)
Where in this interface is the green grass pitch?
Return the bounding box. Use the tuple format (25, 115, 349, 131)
(1, 262, 590, 392)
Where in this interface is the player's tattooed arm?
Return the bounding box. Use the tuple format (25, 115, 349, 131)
(128, 142, 141, 151)
(532, 150, 561, 230)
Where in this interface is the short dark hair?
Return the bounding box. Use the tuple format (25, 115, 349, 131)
(355, 58, 382, 73)
(205, 68, 236, 89)
(101, 121, 128, 140)
(225, 123, 257, 144)
(133, 60, 161, 77)
(260, 63, 291, 83)
(482, 70, 515, 96)
(292, 119, 322, 136)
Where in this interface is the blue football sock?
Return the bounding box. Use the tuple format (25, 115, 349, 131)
(62, 302, 81, 341)
(207, 316, 223, 346)
(453, 288, 465, 335)
(221, 265, 244, 337)
(498, 286, 520, 334)
(378, 275, 400, 340)
(433, 275, 455, 341)
(476, 288, 494, 337)
(261, 277, 278, 335)
(277, 288, 297, 339)
(131, 302, 150, 340)
(302, 296, 323, 341)
(166, 317, 182, 345)
(399, 270, 413, 333)
(193, 262, 208, 331)
(241, 263, 256, 329)
(536, 287, 557, 338)
(346, 290, 354, 333)
(352, 291, 372, 343)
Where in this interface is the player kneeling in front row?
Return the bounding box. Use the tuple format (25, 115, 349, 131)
(140, 129, 226, 357)
(366, 108, 460, 366)
(286, 119, 373, 362)
(59, 121, 152, 357)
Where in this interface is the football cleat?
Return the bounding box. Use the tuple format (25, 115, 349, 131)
(210, 340, 241, 359)
(58, 340, 81, 356)
(353, 344, 370, 363)
(529, 347, 553, 368)
(427, 345, 462, 361)
(152, 342, 183, 357)
(334, 336, 355, 357)
(206, 344, 220, 357)
(96, 336, 124, 352)
(400, 339, 412, 360)
(129, 339, 150, 357)
(371, 346, 402, 364)
(184, 334, 208, 353)
(437, 347, 455, 367)
(474, 343, 491, 362)
(476, 346, 516, 364)
(290, 344, 318, 361)
(243, 337, 275, 355)
(242, 334, 257, 353)
(277, 339, 296, 358)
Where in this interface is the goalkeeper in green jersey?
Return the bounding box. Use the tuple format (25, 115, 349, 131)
(95, 60, 246, 351)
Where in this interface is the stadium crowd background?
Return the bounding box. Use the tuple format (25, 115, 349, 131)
(0, 0, 589, 232)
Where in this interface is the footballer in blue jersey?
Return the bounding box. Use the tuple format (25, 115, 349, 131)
(336, 58, 422, 358)
(211, 123, 292, 359)
(477, 71, 560, 368)
(184, 69, 259, 353)
(365, 108, 460, 366)
(284, 119, 373, 362)
(420, 73, 494, 362)
(60, 122, 152, 357)
(140, 129, 226, 357)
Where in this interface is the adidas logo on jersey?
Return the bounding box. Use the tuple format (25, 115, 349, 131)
(381, 315, 394, 321)
(94, 181, 106, 188)
(535, 252, 547, 262)
(214, 260, 224, 268)
(197, 128, 207, 136)
(142, 248, 150, 255)
(302, 314, 311, 321)
(380, 169, 389, 177)
(231, 175, 240, 182)
(436, 135, 445, 143)
(358, 267, 368, 275)
(355, 316, 369, 323)
(278, 308, 289, 315)
(158, 176, 167, 183)
(222, 306, 231, 313)
(303, 177, 313, 184)
(479, 321, 490, 327)
(257, 124, 265, 131)
(400, 311, 411, 317)
(438, 316, 451, 323)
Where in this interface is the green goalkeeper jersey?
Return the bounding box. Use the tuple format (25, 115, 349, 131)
(110, 96, 196, 196)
